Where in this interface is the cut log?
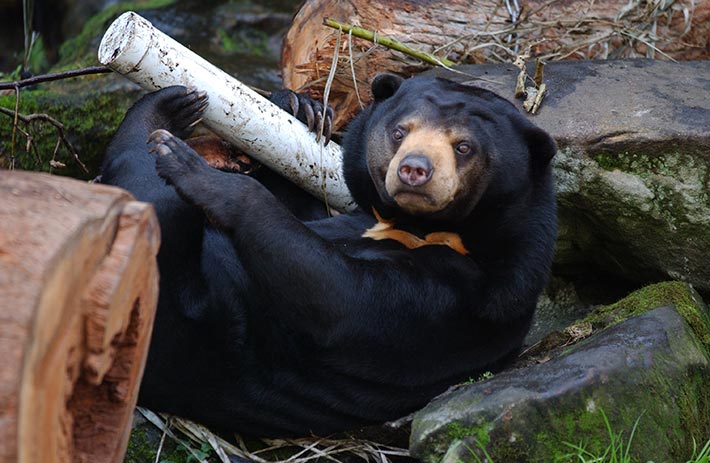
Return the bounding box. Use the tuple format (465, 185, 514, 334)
(0, 171, 160, 463)
(281, 0, 710, 130)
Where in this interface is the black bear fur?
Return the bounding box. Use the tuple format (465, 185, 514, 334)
(100, 76, 557, 437)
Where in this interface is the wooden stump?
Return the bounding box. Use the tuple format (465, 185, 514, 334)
(281, 0, 710, 130)
(0, 171, 160, 463)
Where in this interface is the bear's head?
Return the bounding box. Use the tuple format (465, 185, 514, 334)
(343, 75, 557, 223)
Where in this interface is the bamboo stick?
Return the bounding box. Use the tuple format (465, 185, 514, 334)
(322, 18, 457, 68)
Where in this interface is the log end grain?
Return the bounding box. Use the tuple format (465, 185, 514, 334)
(0, 171, 160, 463)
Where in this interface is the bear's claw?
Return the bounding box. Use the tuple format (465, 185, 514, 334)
(270, 89, 334, 145)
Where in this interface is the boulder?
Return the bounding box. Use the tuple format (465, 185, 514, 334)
(410, 282, 710, 462)
(425, 59, 710, 292)
(0, 76, 141, 179)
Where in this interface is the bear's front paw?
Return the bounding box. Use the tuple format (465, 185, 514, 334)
(149, 129, 212, 195)
(270, 90, 334, 145)
(135, 86, 208, 139)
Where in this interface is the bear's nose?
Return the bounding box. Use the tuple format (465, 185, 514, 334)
(398, 154, 433, 187)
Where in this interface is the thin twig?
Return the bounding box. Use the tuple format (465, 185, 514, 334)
(323, 18, 456, 67)
(154, 426, 168, 463)
(619, 29, 678, 61)
(159, 408, 411, 463)
(347, 29, 364, 110)
(11, 86, 20, 169)
(0, 106, 89, 173)
(317, 22, 341, 215)
(138, 408, 210, 463)
(0, 66, 111, 91)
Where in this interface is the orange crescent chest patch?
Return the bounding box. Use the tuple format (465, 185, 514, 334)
(362, 209, 470, 255)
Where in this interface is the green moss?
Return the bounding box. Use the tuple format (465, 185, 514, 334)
(676, 371, 710, 456)
(0, 83, 138, 178)
(463, 371, 494, 385)
(57, 0, 177, 68)
(447, 422, 491, 448)
(535, 404, 619, 461)
(593, 150, 667, 175)
(593, 152, 624, 172)
(124, 428, 158, 463)
(592, 147, 708, 178)
(217, 28, 270, 57)
(584, 281, 710, 353)
(124, 425, 216, 463)
(437, 423, 493, 463)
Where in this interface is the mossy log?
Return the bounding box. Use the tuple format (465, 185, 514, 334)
(0, 171, 160, 463)
(281, 0, 710, 130)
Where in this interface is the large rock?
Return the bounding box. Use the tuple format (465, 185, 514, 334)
(0, 77, 141, 179)
(425, 60, 710, 292)
(410, 282, 710, 462)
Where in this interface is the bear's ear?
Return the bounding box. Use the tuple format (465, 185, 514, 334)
(524, 126, 557, 171)
(371, 74, 404, 102)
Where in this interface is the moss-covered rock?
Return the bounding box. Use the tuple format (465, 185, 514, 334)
(585, 281, 710, 352)
(553, 140, 710, 293)
(57, 0, 290, 89)
(425, 60, 710, 293)
(0, 0, 179, 179)
(409, 282, 710, 463)
(0, 76, 141, 179)
(58, 0, 178, 69)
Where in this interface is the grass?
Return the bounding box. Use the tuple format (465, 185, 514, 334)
(135, 406, 710, 463)
(453, 409, 710, 463)
(687, 439, 710, 463)
(462, 441, 495, 463)
(463, 371, 494, 385)
(557, 410, 642, 463)
(556, 410, 710, 463)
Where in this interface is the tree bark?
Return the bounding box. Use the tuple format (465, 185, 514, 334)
(281, 0, 710, 129)
(0, 171, 160, 463)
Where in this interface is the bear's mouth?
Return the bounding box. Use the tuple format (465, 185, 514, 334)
(392, 190, 432, 204)
(389, 188, 450, 215)
(373, 180, 434, 215)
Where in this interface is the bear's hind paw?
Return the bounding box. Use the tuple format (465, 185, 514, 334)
(149, 129, 212, 195)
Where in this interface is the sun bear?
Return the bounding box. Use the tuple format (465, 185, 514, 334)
(100, 74, 558, 437)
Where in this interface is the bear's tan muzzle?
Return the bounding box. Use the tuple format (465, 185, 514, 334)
(385, 127, 460, 215)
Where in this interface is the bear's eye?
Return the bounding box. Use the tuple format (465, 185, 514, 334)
(392, 127, 406, 142)
(455, 142, 472, 155)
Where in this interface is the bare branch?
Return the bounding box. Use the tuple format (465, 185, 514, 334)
(0, 66, 111, 91)
(0, 106, 89, 173)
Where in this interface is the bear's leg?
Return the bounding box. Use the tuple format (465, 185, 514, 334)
(101, 86, 209, 257)
(147, 128, 243, 222)
(101, 86, 207, 198)
(148, 128, 295, 237)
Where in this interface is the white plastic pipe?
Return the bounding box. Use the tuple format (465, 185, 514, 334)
(98, 11, 356, 212)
